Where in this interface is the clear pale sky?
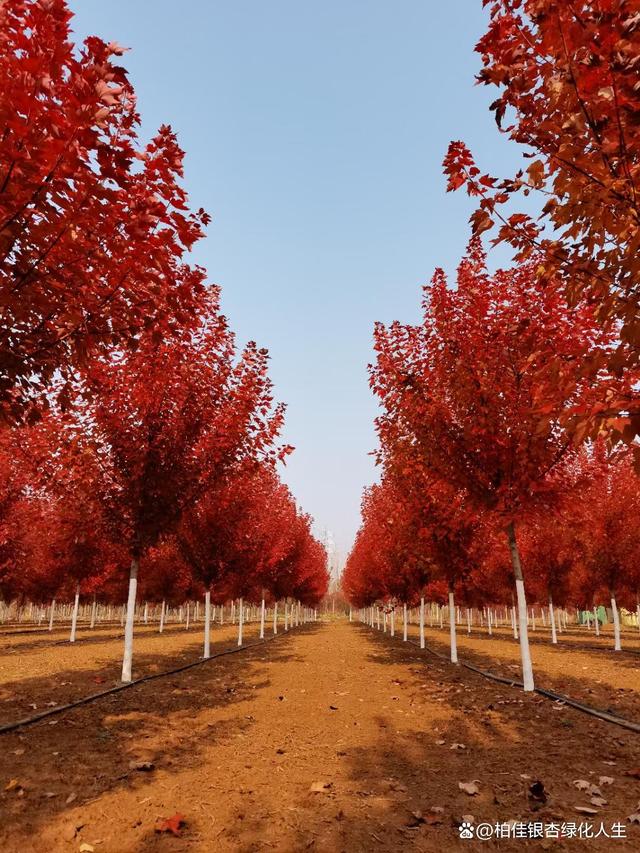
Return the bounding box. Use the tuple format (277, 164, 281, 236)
(70, 1, 524, 567)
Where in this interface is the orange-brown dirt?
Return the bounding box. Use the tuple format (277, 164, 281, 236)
(405, 621, 640, 721)
(2, 619, 640, 852)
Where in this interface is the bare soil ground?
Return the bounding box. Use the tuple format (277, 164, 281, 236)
(404, 622, 640, 721)
(2, 620, 640, 852)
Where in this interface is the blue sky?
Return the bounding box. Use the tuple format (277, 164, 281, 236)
(70, 1, 525, 567)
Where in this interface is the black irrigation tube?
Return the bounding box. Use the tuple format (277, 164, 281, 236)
(359, 623, 640, 735)
(0, 629, 293, 736)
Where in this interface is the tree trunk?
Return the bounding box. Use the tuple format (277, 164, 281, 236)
(419, 596, 425, 649)
(185, 602, 190, 630)
(90, 595, 96, 629)
(237, 598, 244, 646)
(273, 601, 278, 634)
(121, 558, 138, 683)
(390, 605, 395, 637)
(611, 593, 622, 651)
(48, 598, 55, 632)
(448, 589, 458, 663)
(203, 590, 211, 659)
(260, 596, 266, 639)
(69, 584, 80, 643)
(403, 602, 408, 641)
(549, 596, 558, 644)
(159, 599, 165, 633)
(506, 521, 535, 692)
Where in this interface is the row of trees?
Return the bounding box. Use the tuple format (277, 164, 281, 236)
(0, 0, 328, 680)
(344, 2, 640, 691)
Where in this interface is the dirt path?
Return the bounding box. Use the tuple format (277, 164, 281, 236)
(2, 620, 640, 852)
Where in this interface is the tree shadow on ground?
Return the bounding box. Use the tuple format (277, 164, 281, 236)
(394, 624, 640, 723)
(0, 619, 260, 654)
(0, 623, 321, 846)
(269, 624, 640, 853)
(0, 623, 283, 717)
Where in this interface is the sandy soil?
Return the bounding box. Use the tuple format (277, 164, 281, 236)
(1, 620, 640, 852)
(400, 621, 640, 722)
(0, 620, 259, 725)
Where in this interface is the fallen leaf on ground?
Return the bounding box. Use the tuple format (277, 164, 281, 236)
(309, 781, 332, 793)
(459, 781, 480, 796)
(575, 806, 599, 816)
(155, 813, 186, 836)
(528, 781, 548, 803)
(128, 761, 155, 772)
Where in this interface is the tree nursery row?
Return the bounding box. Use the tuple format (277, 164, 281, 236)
(0, 0, 329, 685)
(343, 0, 640, 695)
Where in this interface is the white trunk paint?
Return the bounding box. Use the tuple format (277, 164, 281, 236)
(48, 598, 55, 632)
(466, 608, 471, 634)
(121, 558, 138, 683)
(403, 602, 407, 641)
(549, 597, 558, 644)
(203, 590, 211, 659)
(159, 599, 165, 633)
(488, 608, 492, 636)
(611, 595, 622, 651)
(238, 598, 244, 646)
(90, 597, 96, 629)
(185, 603, 190, 630)
(273, 601, 278, 634)
(260, 597, 265, 639)
(69, 584, 80, 643)
(506, 522, 534, 692)
(516, 579, 535, 691)
(419, 596, 425, 649)
(390, 606, 395, 637)
(448, 591, 458, 664)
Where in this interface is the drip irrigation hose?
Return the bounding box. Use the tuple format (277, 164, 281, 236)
(0, 626, 301, 736)
(359, 622, 640, 735)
